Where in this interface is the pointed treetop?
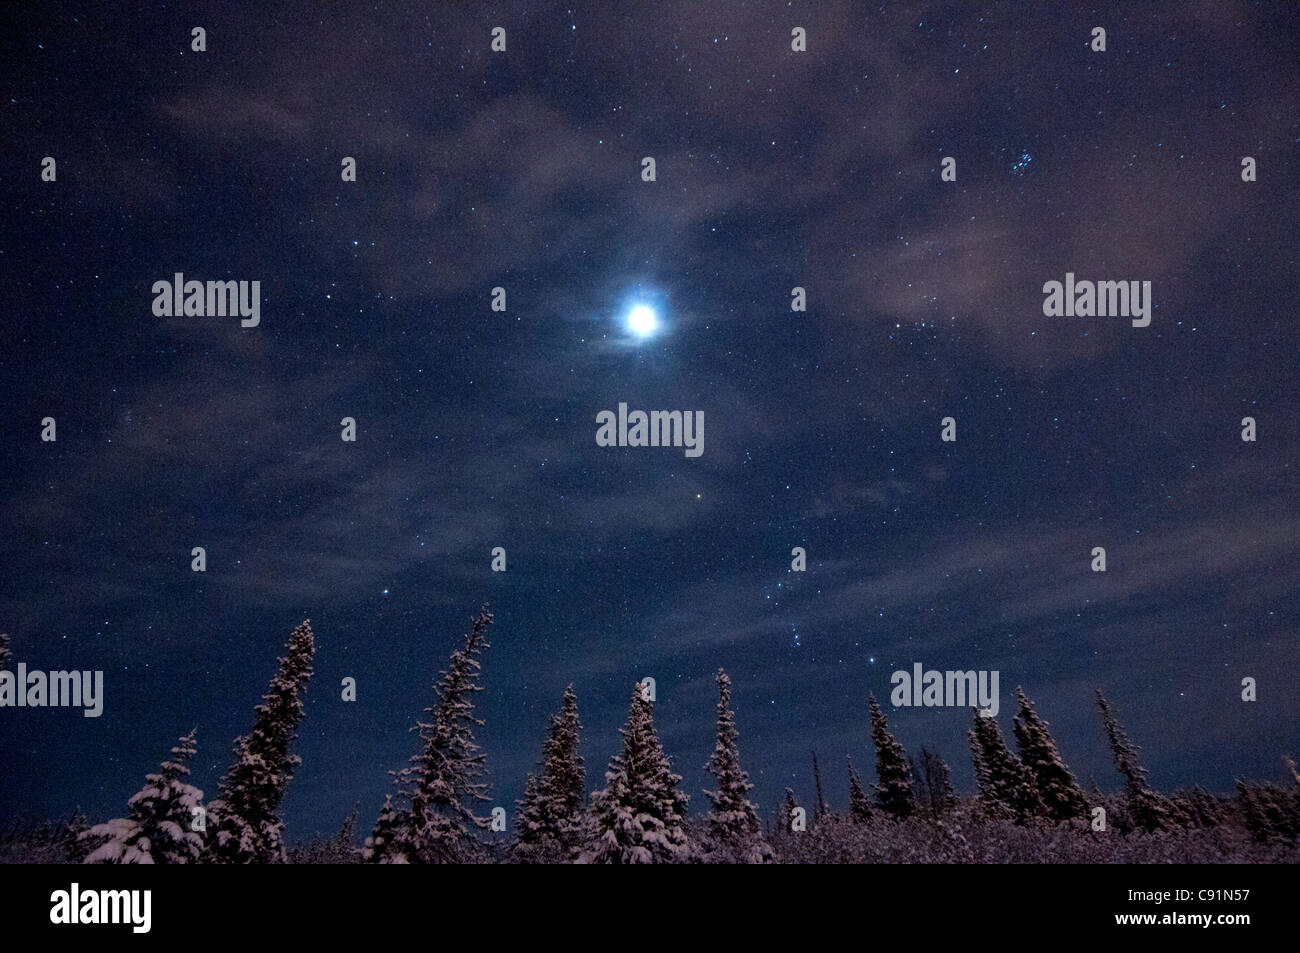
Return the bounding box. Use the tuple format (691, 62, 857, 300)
(702, 669, 770, 862)
(578, 681, 690, 864)
(1012, 688, 1087, 822)
(869, 693, 916, 819)
(364, 608, 496, 864)
(83, 728, 206, 865)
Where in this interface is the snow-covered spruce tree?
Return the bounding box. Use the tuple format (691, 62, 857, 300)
(1235, 780, 1279, 843)
(811, 750, 830, 823)
(337, 805, 358, 848)
(783, 787, 800, 833)
(364, 609, 494, 864)
(847, 757, 872, 823)
(578, 683, 690, 863)
(969, 709, 1041, 823)
(207, 619, 315, 863)
(1167, 785, 1223, 830)
(1012, 688, 1088, 822)
(868, 693, 916, 819)
(82, 729, 205, 864)
(365, 794, 407, 859)
(1096, 690, 1174, 833)
(513, 772, 546, 858)
(702, 669, 772, 863)
(1236, 775, 1300, 844)
(1184, 785, 1225, 828)
(61, 812, 90, 861)
(511, 684, 585, 862)
(911, 746, 958, 818)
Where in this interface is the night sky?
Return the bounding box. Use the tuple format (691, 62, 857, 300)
(3, 2, 1299, 840)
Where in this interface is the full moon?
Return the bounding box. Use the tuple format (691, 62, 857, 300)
(627, 304, 658, 337)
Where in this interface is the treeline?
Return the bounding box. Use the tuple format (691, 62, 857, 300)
(1, 619, 1297, 864)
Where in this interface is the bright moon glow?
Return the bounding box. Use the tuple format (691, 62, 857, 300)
(627, 305, 658, 337)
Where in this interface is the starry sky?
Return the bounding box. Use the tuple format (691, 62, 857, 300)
(3, 2, 1299, 838)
